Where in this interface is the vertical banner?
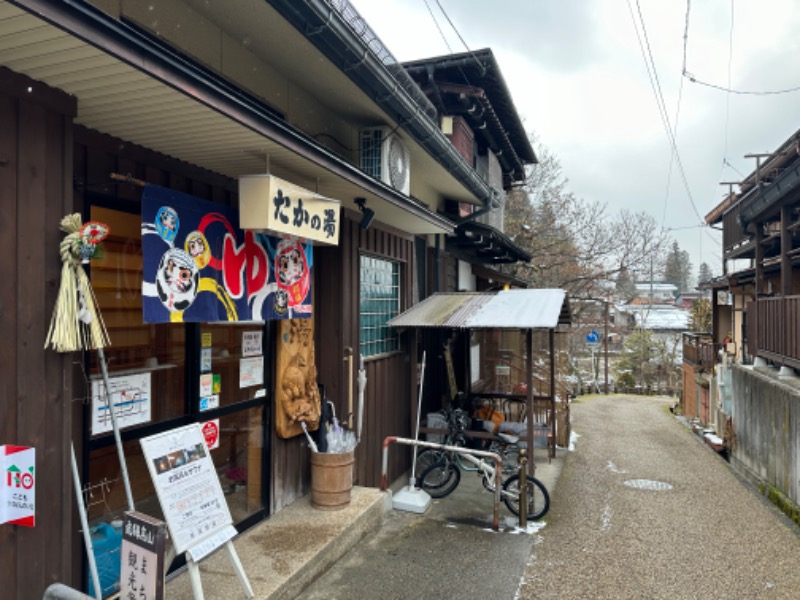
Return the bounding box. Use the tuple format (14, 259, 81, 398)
(0, 445, 35, 527)
(141, 184, 313, 323)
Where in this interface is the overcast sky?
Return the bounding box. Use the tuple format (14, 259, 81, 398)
(348, 0, 800, 282)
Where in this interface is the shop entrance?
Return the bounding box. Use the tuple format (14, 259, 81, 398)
(83, 206, 271, 567)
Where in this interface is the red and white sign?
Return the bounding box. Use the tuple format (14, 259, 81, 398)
(1, 445, 35, 527)
(201, 420, 220, 451)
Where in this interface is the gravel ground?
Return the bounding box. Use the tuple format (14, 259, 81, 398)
(518, 394, 800, 599)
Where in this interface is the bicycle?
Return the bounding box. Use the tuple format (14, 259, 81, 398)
(417, 448, 549, 520)
(414, 404, 472, 475)
(416, 405, 522, 476)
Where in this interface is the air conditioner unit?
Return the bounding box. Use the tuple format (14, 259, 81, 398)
(360, 127, 410, 195)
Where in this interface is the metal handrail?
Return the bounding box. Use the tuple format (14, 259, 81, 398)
(381, 436, 503, 530)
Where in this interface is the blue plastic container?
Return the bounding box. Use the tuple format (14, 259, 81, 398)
(86, 521, 122, 598)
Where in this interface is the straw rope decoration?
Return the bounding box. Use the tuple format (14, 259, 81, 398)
(44, 213, 111, 352)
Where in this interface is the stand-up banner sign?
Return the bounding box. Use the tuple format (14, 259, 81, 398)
(0, 445, 35, 527)
(140, 424, 235, 557)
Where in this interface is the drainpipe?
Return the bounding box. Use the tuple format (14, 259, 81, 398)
(435, 234, 442, 292)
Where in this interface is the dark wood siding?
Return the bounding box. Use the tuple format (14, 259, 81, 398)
(0, 67, 78, 598)
(314, 214, 416, 490)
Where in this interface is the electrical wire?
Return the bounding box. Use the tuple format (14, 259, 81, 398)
(684, 75, 800, 96)
(423, 0, 454, 54)
(723, 158, 744, 178)
(629, 0, 704, 228)
(434, 0, 486, 75)
(683, 0, 800, 96)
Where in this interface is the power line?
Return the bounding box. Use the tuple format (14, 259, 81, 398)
(434, 0, 485, 73)
(422, 0, 454, 54)
(422, 0, 476, 92)
(682, 0, 800, 95)
(683, 73, 800, 96)
(628, 0, 704, 227)
(684, 0, 800, 95)
(723, 158, 744, 178)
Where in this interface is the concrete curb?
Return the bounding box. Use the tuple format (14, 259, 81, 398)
(164, 486, 387, 600)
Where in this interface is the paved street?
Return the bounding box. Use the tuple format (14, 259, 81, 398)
(520, 394, 800, 599)
(296, 445, 560, 600)
(295, 394, 800, 599)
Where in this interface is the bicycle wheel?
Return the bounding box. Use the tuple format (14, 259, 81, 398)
(414, 447, 447, 478)
(501, 474, 550, 520)
(419, 459, 461, 499)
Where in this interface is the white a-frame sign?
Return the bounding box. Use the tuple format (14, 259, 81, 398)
(141, 424, 253, 599)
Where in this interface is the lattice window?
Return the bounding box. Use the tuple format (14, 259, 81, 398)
(359, 255, 400, 357)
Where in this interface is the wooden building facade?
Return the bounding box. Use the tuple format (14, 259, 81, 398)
(0, 1, 538, 596)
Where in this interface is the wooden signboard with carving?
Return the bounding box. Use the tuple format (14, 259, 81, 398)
(275, 318, 322, 438)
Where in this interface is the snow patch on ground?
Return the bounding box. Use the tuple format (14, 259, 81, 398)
(601, 504, 612, 531)
(623, 479, 673, 491)
(503, 516, 547, 535)
(606, 460, 626, 473)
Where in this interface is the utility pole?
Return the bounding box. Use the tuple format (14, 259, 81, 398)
(604, 300, 609, 394)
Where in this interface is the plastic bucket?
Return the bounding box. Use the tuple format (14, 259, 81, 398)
(311, 450, 354, 510)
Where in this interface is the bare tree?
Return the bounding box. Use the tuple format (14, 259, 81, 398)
(505, 134, 669, 305)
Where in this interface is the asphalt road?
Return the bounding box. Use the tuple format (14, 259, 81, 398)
(519, 394, 800, 599)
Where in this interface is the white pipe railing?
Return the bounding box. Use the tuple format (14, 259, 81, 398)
(380, 436, 503, 530)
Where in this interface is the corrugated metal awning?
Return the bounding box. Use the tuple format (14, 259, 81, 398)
(388, 289, 571, 330)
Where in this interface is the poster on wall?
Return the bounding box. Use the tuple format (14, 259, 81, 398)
(140, 424, 235, 556)
(242, 331, 262, 357)
(141, 184, 313, 323)
(240, 356, 264, 389)
(91, 372, 152, 436)
(0, 445, 35, 527)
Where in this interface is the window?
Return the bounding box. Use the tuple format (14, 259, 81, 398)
(359, 255, 400, 357)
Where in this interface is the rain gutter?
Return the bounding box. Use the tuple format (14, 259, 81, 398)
(267, 0, 504, 210)
(737, 161, 800, 232)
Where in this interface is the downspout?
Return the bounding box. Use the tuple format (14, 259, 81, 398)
(435, 234, 442, 292)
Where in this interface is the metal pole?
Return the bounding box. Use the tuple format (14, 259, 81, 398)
(604, 301, 609, 394)
(71, 444, 102, 600)
(409, 351, 427, 485)
(518, 448, 528, 529)
(97, 346, 135, 511)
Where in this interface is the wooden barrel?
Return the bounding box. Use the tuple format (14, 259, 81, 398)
(310, 449, 354, 510)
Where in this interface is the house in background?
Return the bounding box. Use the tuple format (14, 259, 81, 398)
(675, 291, 708, 309)
(633, 282, 679, 304)
(0, 0, 540, 595)
(686, 126, 800, 520)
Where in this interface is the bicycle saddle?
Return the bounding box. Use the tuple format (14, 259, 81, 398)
(497, 432, 518, 444)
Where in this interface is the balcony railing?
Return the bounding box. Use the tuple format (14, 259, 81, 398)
(747, 296, 800, 369)
(682, 332, 715, 371)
